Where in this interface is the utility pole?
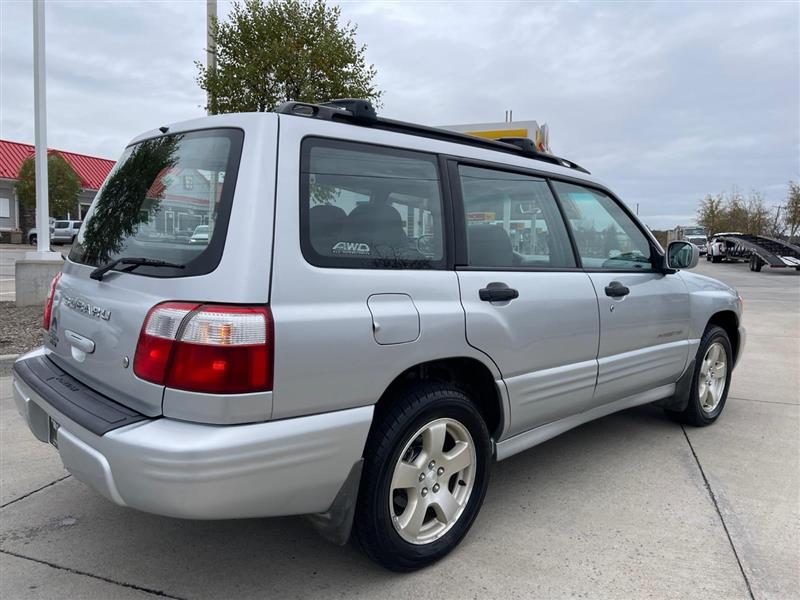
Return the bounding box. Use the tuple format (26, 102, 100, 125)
(207, 0, 217, 115)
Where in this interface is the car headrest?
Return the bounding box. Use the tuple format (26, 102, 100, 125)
(309, 204, 347, 253)
(468, 224, 513, 267)
(343, 203, 407, 246)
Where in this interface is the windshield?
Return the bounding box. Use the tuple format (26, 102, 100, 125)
(69, 129, 243, 277)
(683, 227, 705, 236)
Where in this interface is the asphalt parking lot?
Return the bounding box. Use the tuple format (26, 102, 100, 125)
(0, 260, 797, 599)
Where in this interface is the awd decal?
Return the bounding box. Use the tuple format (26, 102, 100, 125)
(332, 241, 371, 255)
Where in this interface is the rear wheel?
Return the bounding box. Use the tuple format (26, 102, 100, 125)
(354, 383, 491, 571)
(29, 234, 37, 245)
(712, 255, 722, 263)
(670, 325, 732, 426)
(749, 255, 763, 272)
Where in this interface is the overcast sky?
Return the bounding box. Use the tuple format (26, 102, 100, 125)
(1, 0, 797, 228)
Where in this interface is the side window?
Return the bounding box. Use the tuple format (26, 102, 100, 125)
(552, 181, 652, 270)
(458, 165, 575, 268)
(301, 139, 445, 269)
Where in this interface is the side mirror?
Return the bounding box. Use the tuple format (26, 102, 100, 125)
(666, 240, 699, 270)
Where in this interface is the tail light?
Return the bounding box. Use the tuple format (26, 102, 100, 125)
(43, 272, 62, 330)
(134, 302, 273, 394)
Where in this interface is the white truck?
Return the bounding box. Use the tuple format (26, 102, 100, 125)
(669, 225, 708, 255)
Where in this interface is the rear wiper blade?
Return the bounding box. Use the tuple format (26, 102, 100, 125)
(90, 257, 185, 281)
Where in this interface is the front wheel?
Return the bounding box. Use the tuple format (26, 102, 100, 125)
(29, 234, 37, 246)
(671, 325, 732, 426)
(712, 255, 722, 263)
(353, 383, 491, 571)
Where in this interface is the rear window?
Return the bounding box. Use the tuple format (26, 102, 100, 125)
(69, 128, 243, 277)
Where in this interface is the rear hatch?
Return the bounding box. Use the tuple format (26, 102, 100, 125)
(45, 127, 247, 416)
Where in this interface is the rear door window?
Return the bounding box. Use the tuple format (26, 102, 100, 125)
(69, 128, 243, 278)
(300, 138, 445, 269)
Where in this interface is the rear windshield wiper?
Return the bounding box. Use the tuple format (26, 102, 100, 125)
(90, 257, 185, 281)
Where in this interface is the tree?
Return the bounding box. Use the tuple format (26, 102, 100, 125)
(15, 153, 82, 219)
(786, 181, 800, 241)
(726, 188, 748, 232)
(78, 136, 180, 264)
(697, 193, 727, 234)
(767, 205, 786, 238)
(196, 0, 381, 114)
(745, 191, 770, 236)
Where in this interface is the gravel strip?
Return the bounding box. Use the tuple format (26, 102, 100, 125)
(0, 302, 43, 356)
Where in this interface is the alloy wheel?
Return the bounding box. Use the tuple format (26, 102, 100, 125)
(698, 341, 727, 413)
(388, 417, 477, 545)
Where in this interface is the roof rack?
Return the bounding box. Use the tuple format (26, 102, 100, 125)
(276, 99, 590, 174)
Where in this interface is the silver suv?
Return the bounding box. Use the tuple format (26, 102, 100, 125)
(13, 100, 744, 571)
(51, 219, 82, 245)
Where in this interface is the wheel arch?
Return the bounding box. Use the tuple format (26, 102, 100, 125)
(373, 356, 505, 441)
(707, 310, 740, 365)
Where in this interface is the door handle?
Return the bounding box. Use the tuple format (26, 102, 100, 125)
(604, 281, 630, 298)
(479, 282, 519, 302)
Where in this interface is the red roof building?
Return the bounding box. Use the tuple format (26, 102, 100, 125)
(0, 139, 115, 237)
(0, 139, 115, 190)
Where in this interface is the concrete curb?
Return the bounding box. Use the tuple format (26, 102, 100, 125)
(0, 353, 20, 375)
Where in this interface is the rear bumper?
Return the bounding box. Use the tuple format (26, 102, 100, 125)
(13, 349, 373, 519)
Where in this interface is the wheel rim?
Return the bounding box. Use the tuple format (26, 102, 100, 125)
(698, 342, 728, 413)
(388, 417, 477, 545)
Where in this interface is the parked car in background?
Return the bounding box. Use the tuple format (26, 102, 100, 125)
(12, 101, 745, 571)
(27, 224, 55, 245)
(51, 220, 82, 245)
(707, 233, 743, 263)
(189, 224, 210, 244)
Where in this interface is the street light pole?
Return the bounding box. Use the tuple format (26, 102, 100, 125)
(207, 0, 217, 115)
(32, 0, 51, 255)
(18, 0, 61, 307)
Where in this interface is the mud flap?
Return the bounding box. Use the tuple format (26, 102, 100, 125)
(306, 459, 363, 545)
(655, 358, 696, 412)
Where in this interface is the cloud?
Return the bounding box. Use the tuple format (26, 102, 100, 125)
(1, 0, 796, 228)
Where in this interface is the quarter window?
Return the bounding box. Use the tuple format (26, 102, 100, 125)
(458, 166, 575, 268)
(552, 181, 652, 270)
(301, 139, 445, 269)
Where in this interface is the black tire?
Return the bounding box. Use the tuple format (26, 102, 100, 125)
(671, 325, 732, 427)
(753, 257, 763, 272)
(749, 255, 756, 271)
(29, 234, 37, 245)
(353, 382, 492, 571)
(711, 255, 722, 263)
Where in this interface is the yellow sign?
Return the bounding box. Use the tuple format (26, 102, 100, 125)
(467, 212, 496, 222)
(465, 128, 529, 140)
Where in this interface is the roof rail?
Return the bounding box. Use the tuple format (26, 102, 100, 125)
(275, 99, 590, 174)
